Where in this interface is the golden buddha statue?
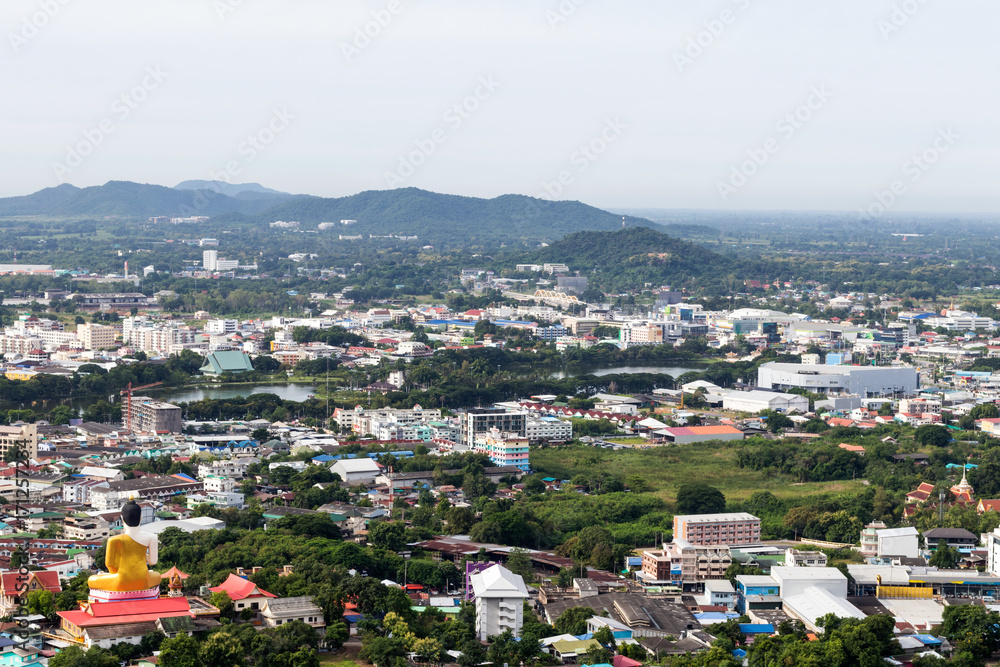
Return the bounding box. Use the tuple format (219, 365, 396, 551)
(88, 499, 162, 595)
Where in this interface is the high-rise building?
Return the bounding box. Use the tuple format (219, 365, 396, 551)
(203, 249, 218, 272)
(78, 323, 117, 351)
(459, 408, 527, 447)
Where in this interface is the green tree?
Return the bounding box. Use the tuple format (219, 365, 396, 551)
(675, 482, 726, 514)
(929, 540, 958, 569)
(209, 589, 234, 618)
(159, 633, 201, 667)
(915, 424, 951, 448)
(324, 620, 349, 650)
(199, 632, 245, 667)
(369, 521, 407, 552)
(554, 606, 595, 635)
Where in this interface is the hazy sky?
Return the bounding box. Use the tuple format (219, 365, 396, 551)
(2, 0, 998, 213)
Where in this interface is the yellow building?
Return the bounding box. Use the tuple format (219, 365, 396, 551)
(5, 369, 37, 381)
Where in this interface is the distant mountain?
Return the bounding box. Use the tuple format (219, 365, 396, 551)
(174, 180, 292, 198)
(234, 188, 653, 245)
(0, 181, 655, 246)
(0, 181, 291, 218)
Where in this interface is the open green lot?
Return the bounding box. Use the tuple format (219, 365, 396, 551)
(530, 441, 868, 505)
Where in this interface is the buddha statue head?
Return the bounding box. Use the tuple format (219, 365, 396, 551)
(122, 498, 142, 528)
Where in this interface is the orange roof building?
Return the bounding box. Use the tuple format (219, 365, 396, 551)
(209, 573, 275, 612)
(906, 482, 935, 503)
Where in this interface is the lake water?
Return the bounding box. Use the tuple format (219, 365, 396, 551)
(548, 364, 706, 379)
(151, 383, 318, 404)
(5, 383, 318, 415)
(17, 364, 709, 415)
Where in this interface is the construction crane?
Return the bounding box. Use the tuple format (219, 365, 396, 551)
(120, 382, 163, 433)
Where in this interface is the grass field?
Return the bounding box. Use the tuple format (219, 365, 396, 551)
(530, 442, 867, 505)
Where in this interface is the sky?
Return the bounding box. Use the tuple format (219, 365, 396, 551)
(1, 0, 998, 214)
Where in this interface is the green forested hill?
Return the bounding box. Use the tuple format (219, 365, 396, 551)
(0, 182, 654, 247)
(517, 226, 765, 291)
(237, 188, 654, 246)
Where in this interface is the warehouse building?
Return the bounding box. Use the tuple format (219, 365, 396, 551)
(757, 362, 918, 396)
(721, 390, 809, 414)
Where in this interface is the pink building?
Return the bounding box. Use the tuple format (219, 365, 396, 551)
(672, 513, 761, 546)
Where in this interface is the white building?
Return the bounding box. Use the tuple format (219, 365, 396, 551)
(469, 564, 530, 641)
(721, 390, 809, 414)
(203, 249, 218, 272)
(758, 362, 919, 396)
(525, 417, 572, 443)
(206, 319, 239, 335)
(986, 526, 1000, 576)
(769, 566, 847, 599)
(877, 527, 920, 559)
(331, 458, 382, 484)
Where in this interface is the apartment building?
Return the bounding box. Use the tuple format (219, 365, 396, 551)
(89, 475, 203, 511)
(63, 516, 110, 541)
(664, 539, 732, 584)
(525, 417, 572, 443)
(129, 397, 182, 434)
(0, 423, 38, 460)
(197, 458, 259, 480)
(672, 512, 761, 546)
(641, 549, 676, 582)
(78, 323, 117, 351)
(460, 408, 527, 447)
(474, 429, 530, 472)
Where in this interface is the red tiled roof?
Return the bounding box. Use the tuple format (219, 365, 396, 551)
(0, 570, 60, 595)
(209, 573, 275, 601)
(58, 598, 191, 628)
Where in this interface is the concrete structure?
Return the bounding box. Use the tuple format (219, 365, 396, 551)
(673, 513, 761, 546)
(203, 250, 218, 271)
(641, 549, 675, 582)
(769, 566, 848, 599)
(0, 423, 38, 460)
(784, 549, 827, 567)
(459, 408, 527, 447)
(923, 528, 978, 551)
(987, 526, 1000, 576)
(259, 596, 325, 629)
(469, 564, 530, 640)
(877, 526, 920, 559)
(703, 579, 736, 608)
(721, 390, 809, 414)
(783, 586, 865, 632)
(659, 425, 744, 444)
(664, 539, 732, 584)
(331, 458, 381, 484)
(474, 429, 530, 472)
(77, 323, 117, 351)
(524, 417, 572, 443)
(758, 362, 919, 396)
(129, 397, 182, 434)
(88, 475, 203, 511)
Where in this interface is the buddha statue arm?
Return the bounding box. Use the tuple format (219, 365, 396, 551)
(146, 536, 158, 566)
(105, 539, 120, 574)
